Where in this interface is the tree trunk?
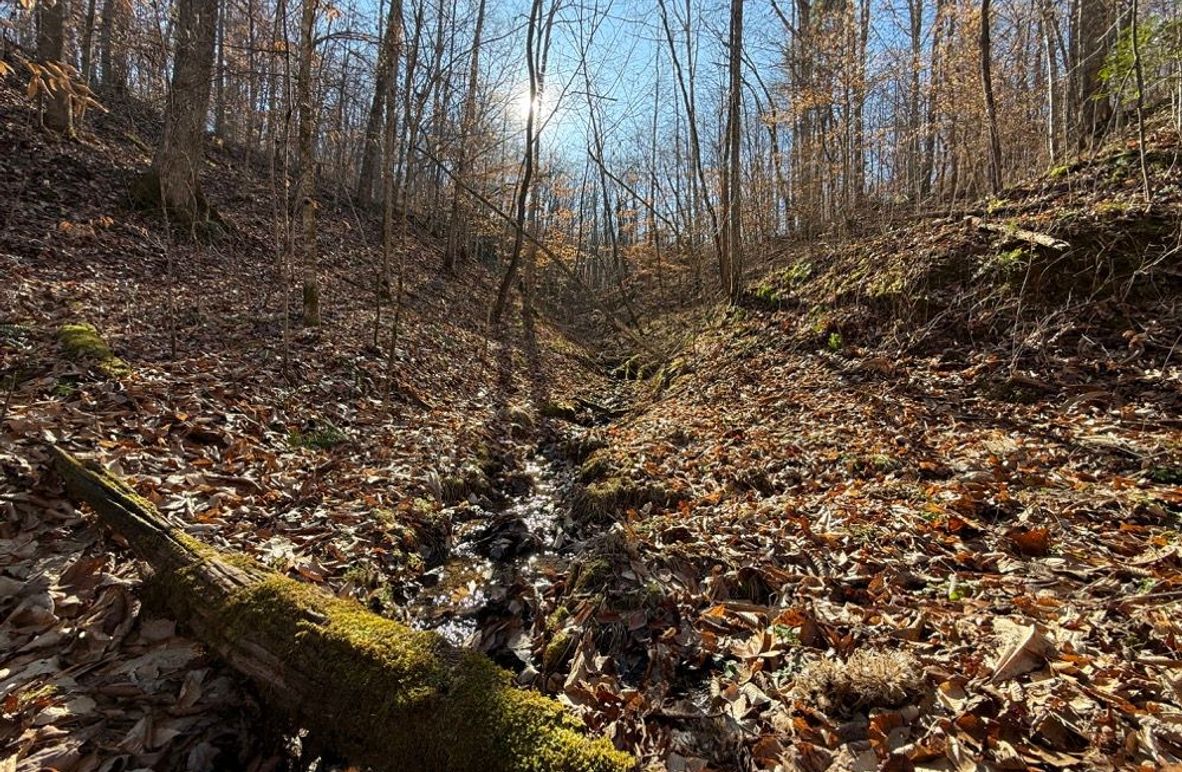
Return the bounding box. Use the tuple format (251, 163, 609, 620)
(1070, 0, 1112, 148)
(721, 0, 743, 301)
(296, 0, 320, 326)
(80, 0, 98, 87)
(134, 0, 219, 222)
(214, 1, 227, 137)
(36, 0, 74, 136)
(50, 447, 631, 772)
(490, 0, 542, 324)
(444, 0, 486, 272)
(1042, 0, 1061, 163)
(980, 0, 1003, 195)
(100, 0, 129, 95)
(357, 0, 401, 207)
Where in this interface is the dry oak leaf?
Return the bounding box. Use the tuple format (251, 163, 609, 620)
(990, 619, 1057, 682)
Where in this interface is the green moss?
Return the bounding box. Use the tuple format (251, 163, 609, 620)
(1148, 466, 1182, 485)
(867, 269, 908, 298)
(572, 476, 680, 523)
(611, 354, 657, 381)
(752, 282, 785, 306)
(289, 423, 348, 450)
(784, 260, 813, 285)
(57, 323, 129, 376)
(570, 557, 614, 595)
(545, 606, 571, 631)
(540, 401, 580, 421)
(440, 463, 493, 504)
(616, 579, 667, 611)
(578, 452, 613, 484)
(572, 478, 631, 522)
(562, 432, 607, 463)
(654, 357, 691, 390)
(542, 630, 575, 671)
(994, 246, 1026, 269)
(156, 552, 630, 771)
(62, 448, 632, 770)
(52, 377, 80, 399)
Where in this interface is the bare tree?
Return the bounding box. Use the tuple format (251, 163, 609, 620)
(720, 0, 743, 300)
(980, 0, 1003, 194)
(36, 0, 73, 135)
(444, 0, 487, 272)
(100, 0, 130, 95)
(296, 0, 320, 325)
(491, 0, 544, 324)
(1070, 0, 1113, 147)
(133, 0, 220, 222)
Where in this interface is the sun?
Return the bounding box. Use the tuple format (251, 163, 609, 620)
(514, 88, 543, 123)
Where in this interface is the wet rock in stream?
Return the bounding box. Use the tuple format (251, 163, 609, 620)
(471, 515, 540, 561)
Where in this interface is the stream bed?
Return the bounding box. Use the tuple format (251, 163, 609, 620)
(399, 445, 580, 650)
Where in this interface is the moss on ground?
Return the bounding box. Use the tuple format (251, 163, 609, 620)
(440, 463, 494, 504)
(572, 476, 679, 523)
(570, 557, 614, 595)
(578, 451, 613, 484)
(57, 323, 129, 376)
(288, 422, 348, 449)
(542, 630, 575, 671)
(57, 448, 631, 770)
(540, 400, 580, 421)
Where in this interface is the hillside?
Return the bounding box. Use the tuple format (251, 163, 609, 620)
(3, 55, 1182, 772)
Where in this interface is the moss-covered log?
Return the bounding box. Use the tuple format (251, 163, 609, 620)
(57, 323, 129, 377)
(50, 447, 633, 772)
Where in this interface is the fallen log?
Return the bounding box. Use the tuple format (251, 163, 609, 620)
(57, 322, 129, 377)
(50, 446, 632, 772)
(967, 216, 1070, 251)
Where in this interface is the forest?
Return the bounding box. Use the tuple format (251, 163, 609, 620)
(1, 0, 1181, 767)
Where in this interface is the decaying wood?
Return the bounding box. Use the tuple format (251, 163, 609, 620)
(968, 216, 1070, 251)
(50, 446, 632, 772)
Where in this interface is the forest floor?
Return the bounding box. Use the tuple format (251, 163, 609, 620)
(4, 68, 1182, 771)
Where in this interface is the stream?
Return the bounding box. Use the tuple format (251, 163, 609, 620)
(400, 443, 580, 651)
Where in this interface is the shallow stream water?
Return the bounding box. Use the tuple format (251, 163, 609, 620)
(401, 448, 577, 647)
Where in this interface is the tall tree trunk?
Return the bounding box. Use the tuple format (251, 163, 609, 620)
(444, 0, 486, 272)
(908, 0, 923, 199)
(379, 0, 405, 357)
(36, 0, 73, 136)
(720, 0, 743, 300)
(357, 0, 399, 206)
(657, 0, 720, 271)
(100, 0, 129, 95)
(1041, 0, 1061, 163)
(490, 0, 542, 324)
(853, 0, 870, 203)
(296, 0, 320, 325)
(980, 0, 1003, 195)
(136, 0, 220, 221)
(80, 0, 98, 87)
(921, 0, 947, 199)
(214, 0, 227, 137)
(1070, 0, 1113, 147)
